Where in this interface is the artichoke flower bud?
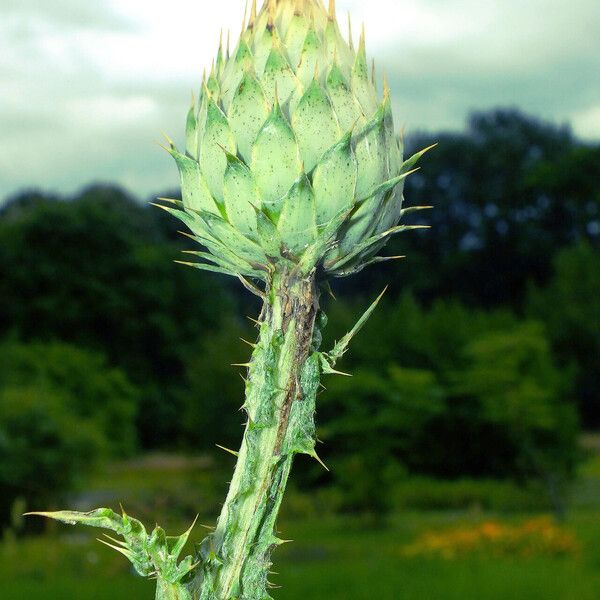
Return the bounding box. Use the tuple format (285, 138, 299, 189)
(159, 0, 431, 282)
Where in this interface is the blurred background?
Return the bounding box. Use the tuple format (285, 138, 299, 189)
(1, 0, 599, 598)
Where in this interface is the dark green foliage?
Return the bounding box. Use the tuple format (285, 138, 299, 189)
(0, 385, 104, 527)
(453, 323, 578, 474)
(346, 109, 599, 309)
(317, 366, 444, 513)
(0, 185, 234, 446)
(0, 341, 138, 526)
(528, 243, 600, 424)
(315, 295, 578, 512)
(180, 322, 253, 450)
(0, 340, 138, 456)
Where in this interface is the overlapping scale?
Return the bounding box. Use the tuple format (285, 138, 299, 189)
(292, 79, 340, 172)
(250, 101, 302, 215)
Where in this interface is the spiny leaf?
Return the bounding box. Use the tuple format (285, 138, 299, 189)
(298, 204, 355, 274)
(175, 260, 237, 278)
(325, 287, 388, 366)
(325, 225, 429, 273)
(400, 143, 438, 173)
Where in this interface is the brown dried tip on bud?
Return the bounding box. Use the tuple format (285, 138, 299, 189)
(328, 0, 336, 21)
(267, 0, 276, 30)
(383, 75, 391, 99)
(347, 12, 354, 49)
(249, 0, 257, 28)
(241, 0, 248, 33)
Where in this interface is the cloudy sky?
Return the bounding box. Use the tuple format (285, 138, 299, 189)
(1, 0, 599, 200)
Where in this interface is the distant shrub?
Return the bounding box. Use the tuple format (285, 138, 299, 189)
(0, 340, 138, 456)
(0, 340, 139, 526)
(391, 477, 550, 512)
(0, 385, 105, 525)
(315, 299, 579, 515)
(316, 365, 444, 514)
(528, 242, 600, 425)
(402, 517, 580, 559)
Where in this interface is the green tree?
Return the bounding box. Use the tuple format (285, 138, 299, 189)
(528, 242, 600, 425)
(0, 340, 140, 527)
(0, 186, 234, 445)
(0, 385, 105, 527)
(316, 366, 444, 513)
(450, 322, 579, 516)
(0, 340, 139, 456)
(319, 296, 579, 509)
(180, 321, 254, 450)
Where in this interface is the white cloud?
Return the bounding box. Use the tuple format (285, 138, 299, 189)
(571, 105, 600, 140)
(67, 95, 159, 126)
(0, 0, 598, 201)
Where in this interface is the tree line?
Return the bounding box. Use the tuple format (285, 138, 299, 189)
(0, 108, 598, 521)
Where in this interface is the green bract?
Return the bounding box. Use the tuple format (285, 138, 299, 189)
(159, 0, 431, 281)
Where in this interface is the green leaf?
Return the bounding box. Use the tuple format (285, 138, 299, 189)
(181, 251, 263, 279)
(262, 44, 302, 107)
(223, 153, 260, 236)
(177, 261, 237, 278)
(152, 203, 211, 240)
(292, 79, 341, 172)
(312, 130, 357, 227)
(27, 508, 123, 530)
(251, 102, 302, 215)
(351, 30, 377, 117)
(199, 98, 236, 203)
(358, 168, 419, 204)
(255, 207, 282, 258)
(326, 224, 429, 274)
(196, 209, 268, 266)
(185, 236, 265, 281)
(383, 93, 402, 175)
(401, 143, 438, 173)
(169, 148, 220, 215)
(326, 62, 364, 132)
(298, 204, 354, 274)
(227, 71, 270, 164)
(253, 24, 275, 77)
(324, 287, 388, 366)
(27, 508, 154, 578)
(339, 167, 419, 255)
(277, 174, 318, 255)
(185, 97, 199, 159)
(220, 38, 253, 110)
(283, 13, 310, 68)
(27, 508, 200, 587)
(353, 101, 389, 200)
(296, 24, 323, 87)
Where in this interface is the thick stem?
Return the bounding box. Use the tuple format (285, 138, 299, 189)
(156, 582, 193, 600)
(196, 269, 321, 600)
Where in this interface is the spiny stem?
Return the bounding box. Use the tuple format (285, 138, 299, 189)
(156, 581, 193, 600)
(195, 269, 321, 599)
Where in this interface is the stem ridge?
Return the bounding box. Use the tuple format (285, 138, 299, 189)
(197, 271, 320, 600)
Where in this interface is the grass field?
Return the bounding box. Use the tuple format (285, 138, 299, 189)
(2, 452, 600, 599)
(2, 511, 600, 599)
